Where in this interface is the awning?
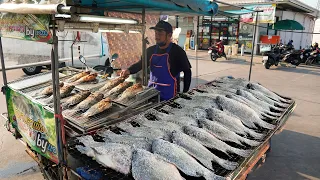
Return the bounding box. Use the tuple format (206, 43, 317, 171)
(268, 20, 304, 30)
(75, 0, 218, 16)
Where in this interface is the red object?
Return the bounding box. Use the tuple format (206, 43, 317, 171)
(216, 41, 224, 54)
(260, 35, 280, 45)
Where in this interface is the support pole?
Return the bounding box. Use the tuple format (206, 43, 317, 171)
(51, 15, 64, 180)
(141, 8, 148, 86)
(196, 16, 200, 86)
(71, 43, 74, 67)
(248, 12, 259, 81)
(0, 37, 10, 131)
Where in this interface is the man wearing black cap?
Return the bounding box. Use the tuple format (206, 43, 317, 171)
(120, 20, 192, 101)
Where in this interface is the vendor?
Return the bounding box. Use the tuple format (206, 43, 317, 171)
(120, 21, 192, 101)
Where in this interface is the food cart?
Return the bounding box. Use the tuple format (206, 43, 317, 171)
(0, 0, 296, 180)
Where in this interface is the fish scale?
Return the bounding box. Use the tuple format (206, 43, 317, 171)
(171, 131, 239, 171)
(152, 139, 225, 180)
(249, 83, 292, 104)
(117, 123, 170, 140)
(148, 109, 199, 127)
(245, 89, 289, 108)
(132, 149, 184, 180)
(216, 96, 276, 130)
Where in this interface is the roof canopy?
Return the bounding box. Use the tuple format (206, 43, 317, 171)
(75, 0, 218, 16)
(268, 20, 304, 30)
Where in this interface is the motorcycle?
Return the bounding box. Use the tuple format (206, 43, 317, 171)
(282, 49, 301, 66)
(262, 45, 282, 69)
(305, 50, 320, 65)
(208, 46, 227, 61)
(300, 48, 313, 63)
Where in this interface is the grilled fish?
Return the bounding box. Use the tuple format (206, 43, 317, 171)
(74, 93, 104, 111)
(183, 125, 251, 157)
(152, 139, 224, 180)
(83, 98, 112, 117)
(132, 149, 184, 180)
(246, 89, 289, 108)
(237, 89, 285, 112)
(160, 105, 208, 119)
(104, 81, 133, 99)
(92, 143, 133, 175)
(206, 108, 265, 140)
(116, 83, 143, 103)
(99, 77, 125, 92)
(171, 131, 238, 171)
(66, 71, 90, 83)
(39, 82, 64, 96)
(148, 109, 199, 127)
(134, 115, 183, 134)
(45, 85, 75, 104)
(62, 90, 91, 109)
(73, 73, 98, 85)
(117, 123, 170, 141)
(248, 83, 292, 104)
(198, 119, 261, 147)
(98, 130, 152, 151)
(216, 96, 276, 130)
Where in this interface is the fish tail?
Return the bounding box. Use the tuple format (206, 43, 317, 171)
(197, 158, 215, 171)
(204, 171, 225, 180)
(257, 120, 276, 130)
(240, 137, 261, 147)
(215, 159, 238, 170)
(246, 129, 265, 140)
(230, 148, 251, 157)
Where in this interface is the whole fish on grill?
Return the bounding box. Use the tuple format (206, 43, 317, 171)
(248, 83, 292, 104)
(246, 89, 289, 108)
(132, 149, 184, 180)
(216, 96, 276, 130)
(62, 90, 91, 109)
(133, 115, 183, 134)
(99, 77, 125, 92)
(171, 131, 238, 171)
(92, 143, 133, 175)
(66, 71, 90, 83)
(198, 119, 261, 147)
(183, 125, 251, 157)
(117, 123, 170, 140)
(104, 81, 133, 99)
(98, 130, 152, 151)
(115, 83, 143, 103)
(38, 82, 64, 96)
(237, 89, 285, 112)
(73, 93, 104, 111)
(206, 108, 265, 139)
(226, 94, 280, 120)
(83, 98, 112, 117)
(152, 139, 224, 180)
(45, 85, 75, 104)
(72, 73, 98, 85)
(174, 96, 220, 109)
(148, 109, 199, 127)
(160, 105, 208, 119)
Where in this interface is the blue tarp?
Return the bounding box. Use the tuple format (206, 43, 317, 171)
(74, 0, 218, 16)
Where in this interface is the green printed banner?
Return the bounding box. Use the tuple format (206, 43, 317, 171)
(0, 13, 53, 43)
(6, 88, 59, 164)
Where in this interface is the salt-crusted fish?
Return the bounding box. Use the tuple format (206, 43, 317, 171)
(206, 108, 265, 139)
(132, 149, 184, 180)
(117, 123, 170, 140)
(66, 71, 90, 83)
(183, 125, 251, 157)
(198, 119, 261, 147)
(148, 109, 199, 127)
(248, 83, 292, 104)
(171, 131, 238, 171)
(245, 89, 289, 108)
(74, 93, 104, 111)
(216, 96, 276, 130)
(76, 135, 103, 157)
(116, 83, 143, 103)
(99, 77, 125, 92)
(104, 81, 133, 99)
(62, 90, 91, 109)
(134, 115, 183, 134)
(160, 105, 208, 119)
(174, 96, 220, 109)
(98, 130, 152, 151)
(152, 139, 224, 180)
(83, 98, 112, 117)
(92, 143, 133, 175)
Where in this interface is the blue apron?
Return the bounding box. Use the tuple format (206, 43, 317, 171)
(148, 43, 177, 101)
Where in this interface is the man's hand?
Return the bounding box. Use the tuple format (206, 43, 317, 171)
(120, 69, 130, 78)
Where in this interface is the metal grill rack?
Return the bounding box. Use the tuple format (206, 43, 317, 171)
(67, 82, 296, 180)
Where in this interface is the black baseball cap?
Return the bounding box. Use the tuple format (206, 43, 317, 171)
(150, 21, 173, 33)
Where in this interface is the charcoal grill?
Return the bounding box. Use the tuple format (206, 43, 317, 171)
(67, 90, 296, 180)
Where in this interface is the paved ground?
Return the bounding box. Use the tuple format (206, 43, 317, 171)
(0, 51, 319, 180)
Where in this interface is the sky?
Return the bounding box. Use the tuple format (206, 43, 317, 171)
(300, 0, 319, 8)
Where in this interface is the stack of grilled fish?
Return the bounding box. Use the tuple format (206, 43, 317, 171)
(74, 77, 293, 179)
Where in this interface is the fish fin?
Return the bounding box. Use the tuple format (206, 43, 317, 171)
(240, 138, 261, 147)
(229, 148, 252, 157)
(256, 120, 276, 130)
(215, 159, 238, 171)
(246, 130, 265, 140)
(204, 171, 225, 180)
